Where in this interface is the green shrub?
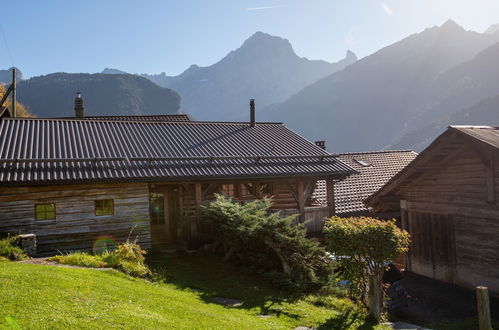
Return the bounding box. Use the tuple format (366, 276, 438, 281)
(202, 194, 335, 293)
(324, 216, 410, 307)
(48, 241, 150, 277)
(0, 235, 28, 261)
(107, 241, 149, 277)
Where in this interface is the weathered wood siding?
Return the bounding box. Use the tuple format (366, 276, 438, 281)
(401, 149, 499, 294)
(284, 206, 330, 233)
(0, 183, 151, 255)
(176, 179, 321, 240)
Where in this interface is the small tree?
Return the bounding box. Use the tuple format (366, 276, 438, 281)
(202, 194, 334, 292)
(324, 216, 410, 320)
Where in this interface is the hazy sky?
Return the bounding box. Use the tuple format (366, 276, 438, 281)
(1, 0, 499, 78)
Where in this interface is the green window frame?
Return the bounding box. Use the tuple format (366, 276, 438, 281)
(95, 199, 114, 216)
(35, 203, 56, 221)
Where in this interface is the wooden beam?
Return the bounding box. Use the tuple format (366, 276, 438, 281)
(254, 182, 262, 199)
(201, 183, 218, 200)
(302, 181, 315, 204)
(297, 181, 305, 223)
(326, 179, 335, 217)
(191, 183, 203, 242)
(195, 183, 202, 207)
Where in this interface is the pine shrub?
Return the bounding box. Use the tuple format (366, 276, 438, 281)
(202, 194, 335, 293)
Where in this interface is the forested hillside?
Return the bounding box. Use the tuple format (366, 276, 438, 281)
(17, 73, 181, 117)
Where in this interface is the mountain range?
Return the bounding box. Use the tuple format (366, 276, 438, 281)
(104, 32, 358, 121)
(16, 73, 180, 117)
(4, 21, 499, 153)
(262, 20, 499, 152)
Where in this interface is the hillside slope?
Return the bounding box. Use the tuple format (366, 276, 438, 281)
(262, 20, 499, 152)
(0, 257, 373, 329)
(17, 73, 180, 117)
(393, 94, 499, 151)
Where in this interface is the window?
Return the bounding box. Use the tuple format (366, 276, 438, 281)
(354, 159, 371, 167)
(241, 183, 255, 197)
(95, 199, 114, 216)
(149, 192, 165, 225)
(221, 184, 235, 197)
(35, 203, 56, 221)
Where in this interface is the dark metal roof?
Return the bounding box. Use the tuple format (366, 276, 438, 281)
(451, 125, 499, 150)
(69, 114, 191, 122)
(313, 150, 417, 215)
(0, 118, 354, 184)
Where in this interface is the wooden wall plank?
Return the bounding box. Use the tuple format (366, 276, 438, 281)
(0, 182, 151, 255)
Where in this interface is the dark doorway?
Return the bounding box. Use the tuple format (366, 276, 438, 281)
(149, 185, 181, 246)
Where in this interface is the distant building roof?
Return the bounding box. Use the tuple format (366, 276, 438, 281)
(313, 150, 417, 215)
(0, 117, 354, 184)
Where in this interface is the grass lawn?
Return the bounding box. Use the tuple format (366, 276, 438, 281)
(0, 252, 385, 329)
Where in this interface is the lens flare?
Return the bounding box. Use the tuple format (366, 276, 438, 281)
(93, 236, 118, 253)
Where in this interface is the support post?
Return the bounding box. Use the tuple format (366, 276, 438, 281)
(297, 181, 305, 223)
(368, 273, 383, 321)
(190, 183, 202, 244)
(12, 67, 16, 117)
(326, 179, 335, 217)
(477, 286, 492, 330)
(400, 200, 410, 270)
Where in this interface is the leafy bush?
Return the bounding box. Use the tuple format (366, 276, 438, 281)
(48, 241, 150, 277)
(0, 235, 28, 261)
(202, 194, 335, 293)
(324, 216, 410, 308)
(104, 241, 149, 277)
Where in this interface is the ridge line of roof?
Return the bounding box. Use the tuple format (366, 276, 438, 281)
(332, 149, 416, 156)
(1, 117, 284, 125)
(450, 125, 499, 129)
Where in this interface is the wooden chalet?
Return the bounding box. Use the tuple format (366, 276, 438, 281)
(0, 100, 354, 255)
(366, 126, 499, 295)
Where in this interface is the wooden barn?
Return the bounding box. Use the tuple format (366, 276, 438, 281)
(366, 126, 499, 295)
(0, 101, 354, 255)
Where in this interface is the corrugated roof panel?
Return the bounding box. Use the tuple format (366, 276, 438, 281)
(0, 118, 354, 184)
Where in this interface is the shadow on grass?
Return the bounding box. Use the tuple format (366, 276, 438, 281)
(317, 310, 377, 330)
(146, 250, 309, 319)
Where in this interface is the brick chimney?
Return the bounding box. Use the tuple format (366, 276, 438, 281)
(250, 99, 255, 127)
(74, 92, 84, 118)
(315, 141, 326, 150)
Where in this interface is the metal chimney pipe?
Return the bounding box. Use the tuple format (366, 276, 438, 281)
(315, 141, 326, 150)
(74, 92, 84, 118)
(250, 99, 255, 127)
